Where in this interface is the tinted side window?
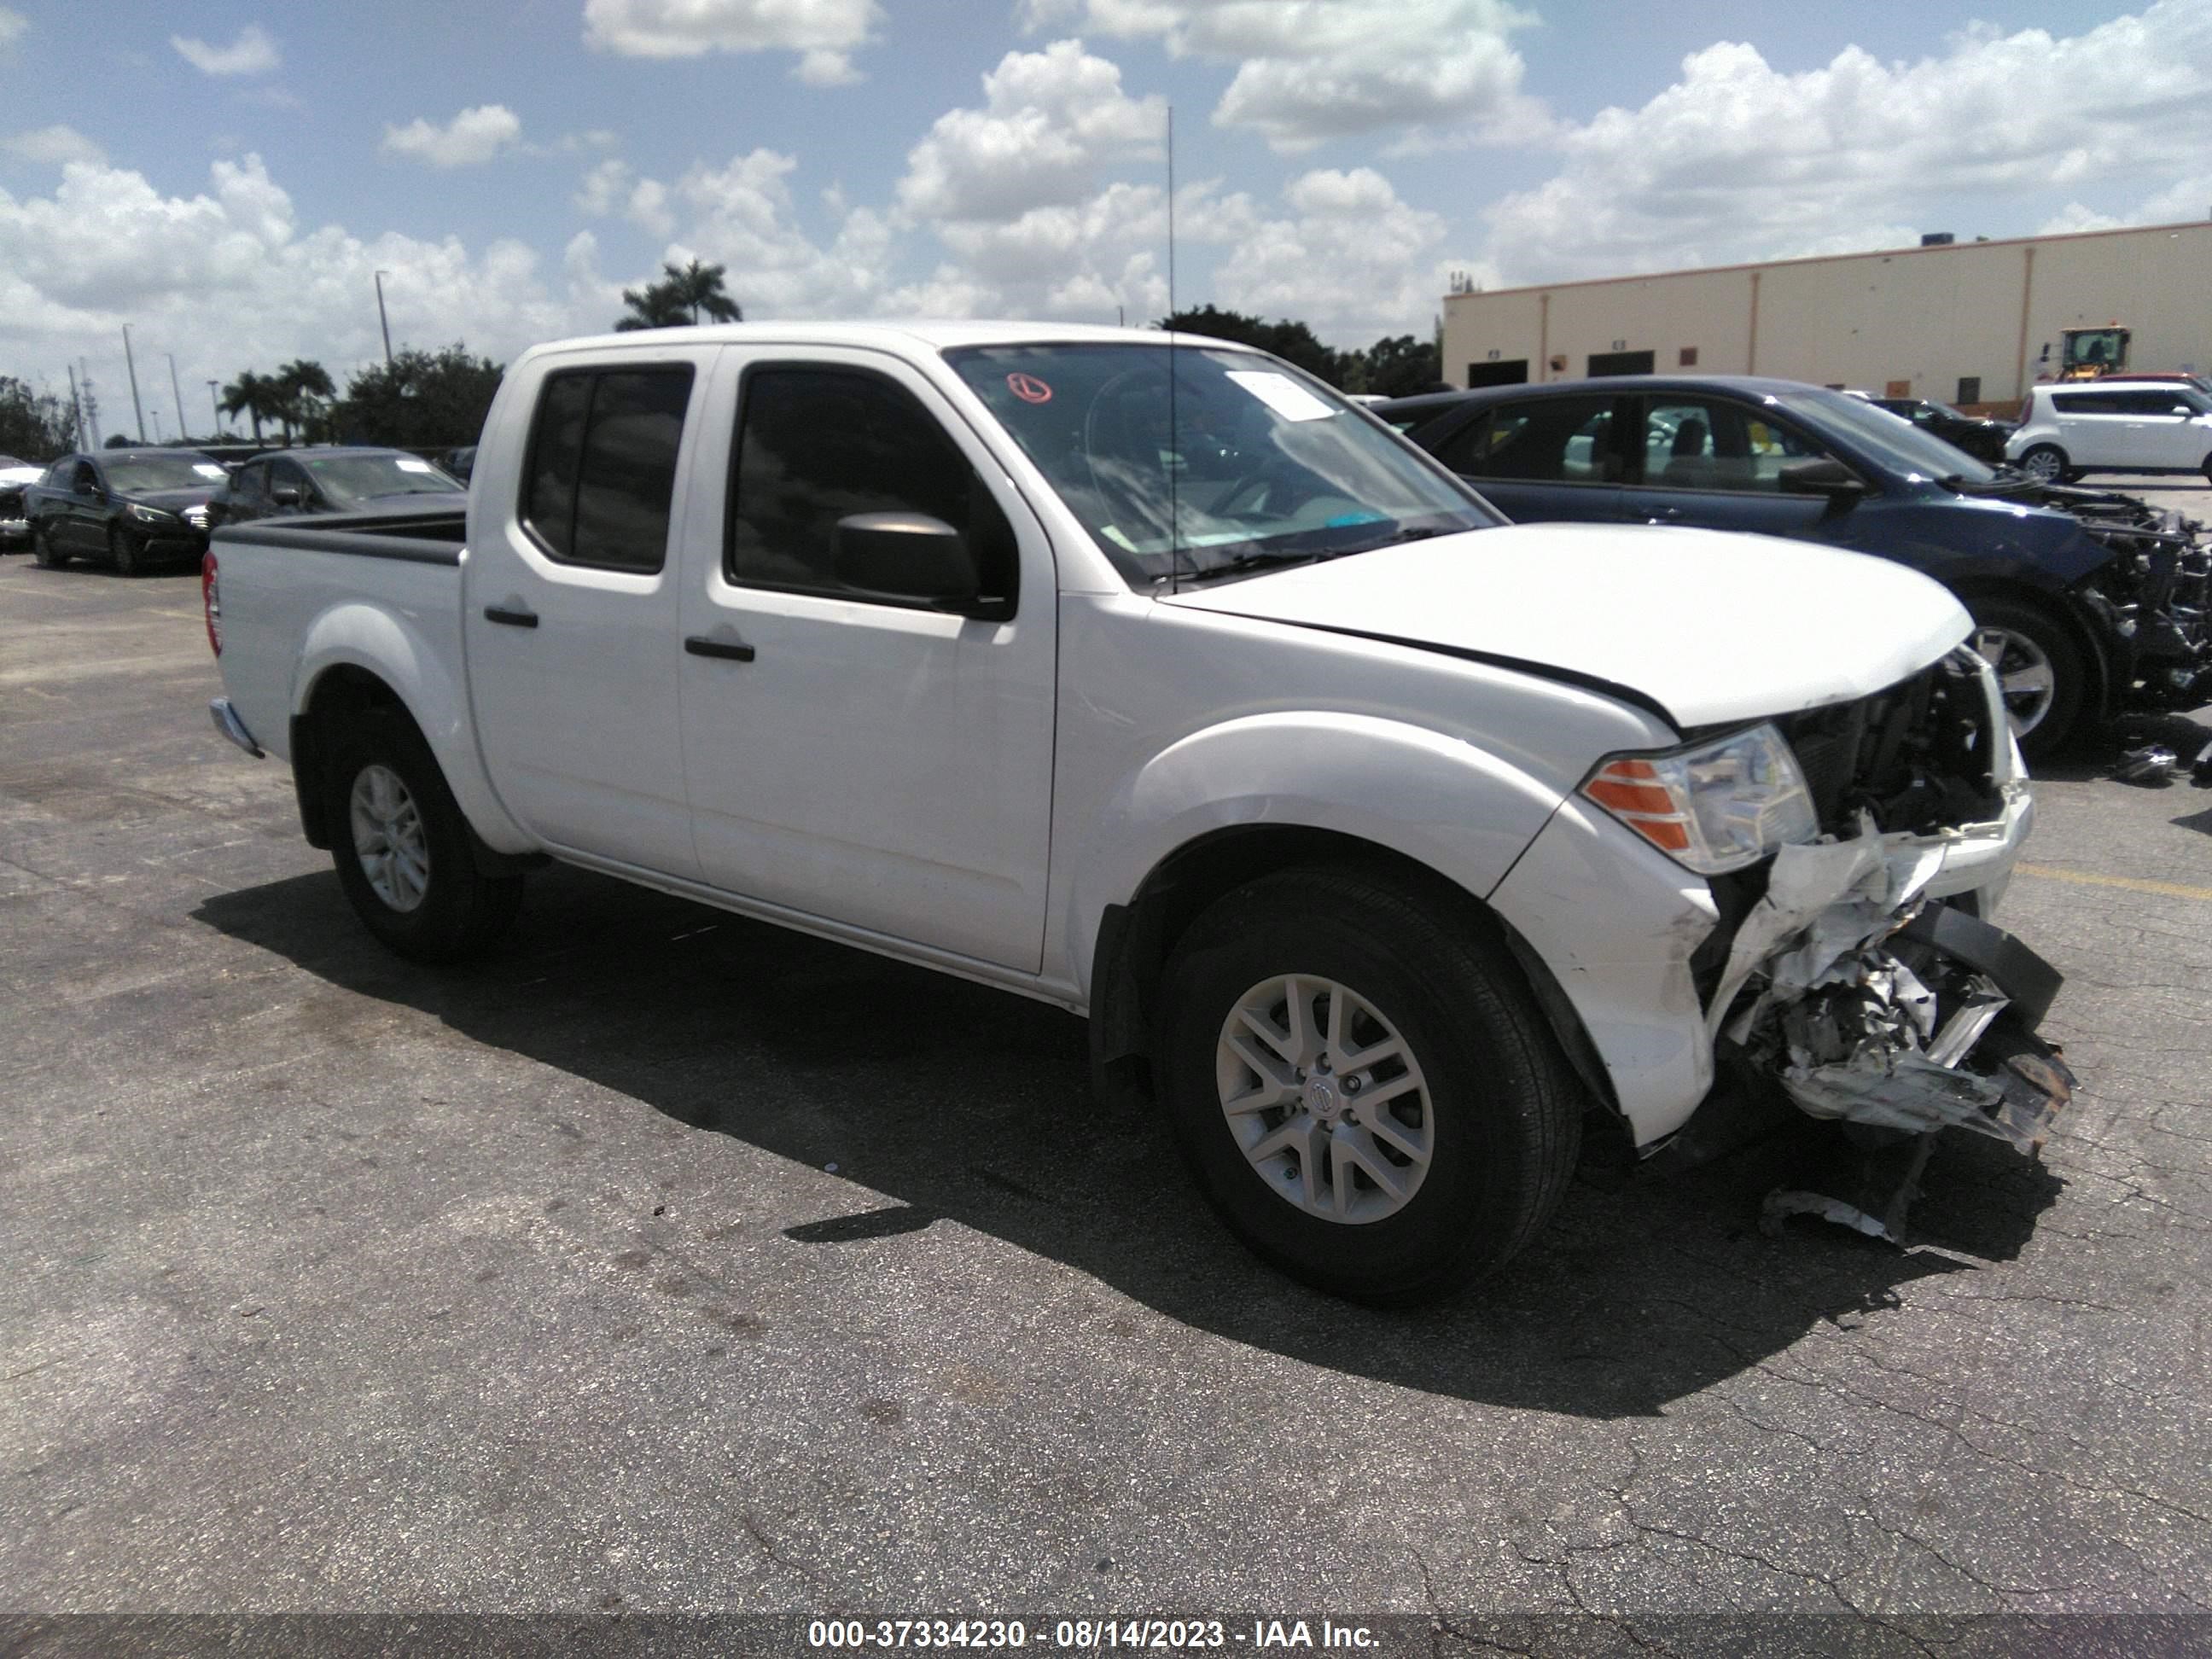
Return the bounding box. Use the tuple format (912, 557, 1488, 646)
(231, 463, 268, 508)
(1445, 396, 1619, 482)
(521, 365, 693, 573)
(728, 367, 1013, 606)
(2052, 392, 2127, 415)
(1642, 398, 1830, 492)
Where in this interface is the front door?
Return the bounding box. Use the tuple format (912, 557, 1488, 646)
(464, 346, 714, 879)
(676, 350, 1057, 973)
(1610, 394, 1843, 542)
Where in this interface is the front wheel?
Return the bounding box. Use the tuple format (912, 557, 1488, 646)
(108, 522, 143, 576)
(323, 709, 524, 962)
(1154, 866, 1580, 1304)
(2015, 445, 2068, 484)
(1969, 597, 2085, 760)
(32, 523, 65, 568)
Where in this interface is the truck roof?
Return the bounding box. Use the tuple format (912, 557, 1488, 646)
(514, 320, 1237, 362)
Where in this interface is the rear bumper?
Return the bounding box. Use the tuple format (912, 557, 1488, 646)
(209, 697, 265, 759)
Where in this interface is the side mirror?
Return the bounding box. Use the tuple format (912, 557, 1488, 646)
(833, 512, 993, 614)
(271, 485, 303, 508)
(1778, 457, 1867, 504)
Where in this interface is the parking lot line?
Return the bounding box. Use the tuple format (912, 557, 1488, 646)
(2015, 861, 2212, 903)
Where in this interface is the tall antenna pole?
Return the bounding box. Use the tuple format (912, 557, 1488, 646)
(374, 271, 394, 366)
(122, 324, 147, 442)
(208, 380, 222, 438)
(166, 354, 186, 442)
(1166, 106, 1176, 317)
(67, 364, 86, 451)
(1165, 104, 1182, 592)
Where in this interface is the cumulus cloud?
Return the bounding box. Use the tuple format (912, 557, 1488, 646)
(1211, 167, 1469, 343)
(381, 105, 525, 168)
(1481, 3, 2212, 282)
(1020, 0, 1540, 151)
(2, 125, 106, 168)
(0, 8, 26, 53)
(583, 0, 881, 82)
(0, 154, 588, 422)
(899, 40, 1164, 223)
(170, 23, 280, 77)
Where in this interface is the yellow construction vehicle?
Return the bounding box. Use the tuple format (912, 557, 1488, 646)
(2057, 325, 2130, 380)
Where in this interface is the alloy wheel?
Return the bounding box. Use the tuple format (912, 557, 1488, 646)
(1215, 974, 1434, 1225)
(349, 763, 431, 912)
(1970, 625, 2058, 736)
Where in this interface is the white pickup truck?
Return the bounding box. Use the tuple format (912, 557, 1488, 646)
(205, 323, 2072, 1301)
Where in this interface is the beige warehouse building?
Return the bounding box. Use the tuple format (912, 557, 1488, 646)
(1441, 219, 2212, 414)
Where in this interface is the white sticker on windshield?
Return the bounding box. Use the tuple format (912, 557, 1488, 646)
(193, 463, 226, 478)
(1225, 370, 1336, 423)
(395, 458, 434, 473)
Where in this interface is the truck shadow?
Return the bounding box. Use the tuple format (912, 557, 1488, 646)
(195, 864, 2063, 1419)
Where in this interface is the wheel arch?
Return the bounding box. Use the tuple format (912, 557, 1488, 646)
(1086, 823, 1621, 1135)
(293, 661, 538, 875)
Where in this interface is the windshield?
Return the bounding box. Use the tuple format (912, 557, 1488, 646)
(104, 454, 227, 493)
(1776, 387, 2000, 485)
(945, 342, 1497, 585)
(304, 452, 463, 507)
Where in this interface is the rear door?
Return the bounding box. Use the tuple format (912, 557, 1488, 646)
(1426, 392, 1634, 522)
(2052, 389, 2144, 468)
(464, 344, 715, 880)
(673, 348, 1058, 972)
(1609, 393, 1844, 541)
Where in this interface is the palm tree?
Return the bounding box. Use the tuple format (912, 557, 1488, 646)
(219, 371, 282, 444)
(276, 359, 336, 444)
(614, 259, 742, 331)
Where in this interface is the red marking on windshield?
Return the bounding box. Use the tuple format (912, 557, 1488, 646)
(1007, 373, 1053, 404)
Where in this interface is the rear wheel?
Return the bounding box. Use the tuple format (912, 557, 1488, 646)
(1153, 866, 1580, 1304)
(2201, 451, 2211, 485)
(1968, 596, 2085, 760)
(2016, 444, 2068, 484)
(32, 523, 65, 568)
(108, 522, 143, 576)
(323, 709, 524, 962)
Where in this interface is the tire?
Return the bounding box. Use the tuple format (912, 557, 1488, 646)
(1153, 865, 1580, 1305)
(2016, 444, 2067, 484)
(323, 708, 524, 963)
(1967, 596, 2086, 760)
(108, 522, 143, 577)
(32, 523, 64, 568)
(2201, 451, 2211, 485)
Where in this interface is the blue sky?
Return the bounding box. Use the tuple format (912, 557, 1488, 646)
(2, 0, 2205, 440)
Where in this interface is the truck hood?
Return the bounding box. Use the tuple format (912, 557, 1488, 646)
(1159, 521, 1973, 731)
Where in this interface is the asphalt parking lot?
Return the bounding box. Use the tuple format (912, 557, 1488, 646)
(3, 498, 2210, 1642)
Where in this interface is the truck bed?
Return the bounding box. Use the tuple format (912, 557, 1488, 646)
(213, 507, 467, 566)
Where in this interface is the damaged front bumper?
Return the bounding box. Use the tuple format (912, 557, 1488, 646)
(1704, 819, 2074, 1161)
(2057, 487, 2212, 713)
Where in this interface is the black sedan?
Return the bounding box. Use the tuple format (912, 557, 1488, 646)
(1377, 376, 2210, 755)
(1867, 396, 2013, 464)
(212, 446, 463, 527)
(23, 450, 229, 574)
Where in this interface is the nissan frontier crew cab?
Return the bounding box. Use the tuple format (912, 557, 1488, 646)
(204, 323, 2073, 1303)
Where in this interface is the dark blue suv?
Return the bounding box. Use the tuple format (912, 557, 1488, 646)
(1377, 376, 2210, 756)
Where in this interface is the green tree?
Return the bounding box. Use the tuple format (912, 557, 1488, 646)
(0, 376, 76, 461)
(338, 344, 505, 449)
(220, 370, 284, 444)
(614, 258, 743, 330)
(1355, 334, 1447, 399)
(275, 358, 338, 444)
(1157, 306, 1352, 387)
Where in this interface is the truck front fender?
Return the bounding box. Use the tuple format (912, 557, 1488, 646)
(293, 602, 533, 854)
(1068, 710, 1563, 1002)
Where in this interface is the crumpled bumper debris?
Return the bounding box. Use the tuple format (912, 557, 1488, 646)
(1706, 818, 2075, 1241)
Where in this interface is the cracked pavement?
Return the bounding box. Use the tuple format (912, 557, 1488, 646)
(2, 539, 2209, 1633)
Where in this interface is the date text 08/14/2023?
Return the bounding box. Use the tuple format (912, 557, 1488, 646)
(805, 1618, 1379, 1650)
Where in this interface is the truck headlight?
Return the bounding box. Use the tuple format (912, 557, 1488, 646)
(128, 503, 177, 525)
(1580, 722, 1819, 876)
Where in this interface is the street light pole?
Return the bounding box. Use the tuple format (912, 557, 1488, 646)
(374, 270, 393, 366)
(122, 324, 148, 442)
(166, 353, 186, 442)
(208, 380, 222, 438)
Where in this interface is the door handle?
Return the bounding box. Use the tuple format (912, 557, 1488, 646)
(684, 635, 755, 662)
(483, 605, 538, 628)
